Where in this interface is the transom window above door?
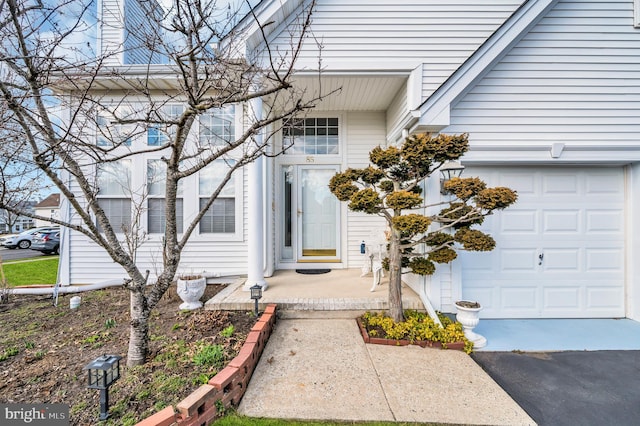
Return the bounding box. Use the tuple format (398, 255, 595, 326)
(283, 118, 339, 155)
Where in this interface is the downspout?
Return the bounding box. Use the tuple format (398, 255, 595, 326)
(419, 275, 443, 328)
(9, 279, 124, 295)
(419, 175, 444, 327)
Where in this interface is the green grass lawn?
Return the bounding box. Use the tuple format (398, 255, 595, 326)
(1, 257, 59, 286)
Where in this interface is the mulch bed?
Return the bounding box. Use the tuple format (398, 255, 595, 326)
(0, 284, 256, 425)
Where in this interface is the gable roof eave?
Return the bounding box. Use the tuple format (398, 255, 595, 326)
(412, 0, 559, 134)
(34, 193, 61, 209)
(227, 0, 306, 52)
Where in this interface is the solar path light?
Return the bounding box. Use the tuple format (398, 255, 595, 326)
(250, 283, 262, 316)
(84, 354, 122, 421)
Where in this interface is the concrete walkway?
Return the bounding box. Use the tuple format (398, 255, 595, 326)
(238, 318, 535, 425)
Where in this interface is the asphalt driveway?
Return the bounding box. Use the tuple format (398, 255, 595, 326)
(472, 351, 640, 426)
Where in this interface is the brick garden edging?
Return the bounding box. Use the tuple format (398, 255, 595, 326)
(136, 304, 277, 426)
(356, 317, 466, 351)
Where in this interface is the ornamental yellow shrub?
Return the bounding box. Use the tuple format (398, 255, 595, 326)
(361, 310, 474, 354)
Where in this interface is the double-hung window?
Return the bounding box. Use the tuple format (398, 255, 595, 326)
(198, 161, 236, 234)
(96, 160, 132, 232)
(97, 106, 134, 147)
(147, 160, 183, 233)
(283, 117, 339, 155)
(199, 105, 235, 146)
(148, 105, 184, 146)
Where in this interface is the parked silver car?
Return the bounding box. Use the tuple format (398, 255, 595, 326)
(2, 226, 60, 249)
(0, 233, 18, 246)
(31, 230, 60, 255)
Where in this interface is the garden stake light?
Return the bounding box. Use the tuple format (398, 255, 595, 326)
(250, 284, 262, 316)
(84, 354, 122, 420)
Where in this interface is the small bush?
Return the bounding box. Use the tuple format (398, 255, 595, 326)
(361, 310, 473, 354)
(193, 344, 225, 368)
(220, 325, 235, 338)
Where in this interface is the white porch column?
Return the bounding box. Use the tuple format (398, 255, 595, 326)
(244, 96, 267, 291)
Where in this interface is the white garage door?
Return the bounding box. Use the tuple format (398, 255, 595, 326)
(459, 167, 625, 318)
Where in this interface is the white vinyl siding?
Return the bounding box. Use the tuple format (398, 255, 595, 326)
(266, 0, 521, 97)
(386, 81, 408, 141)
(98, 0, 164, 65)
(122, 0, 164, 64)
(343, 112, 388, 268)
(98, 0, 125, 65)
(447, 0, 640, 146)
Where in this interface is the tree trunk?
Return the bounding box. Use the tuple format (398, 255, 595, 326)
(387, 236, 404, 323)
(127, 290, 150, 367)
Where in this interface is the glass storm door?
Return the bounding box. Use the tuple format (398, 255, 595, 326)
(299, 166, 339, 260)
(280, 165, 340, 263)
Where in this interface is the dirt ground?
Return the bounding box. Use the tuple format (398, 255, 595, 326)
(0, 284, 256, 425)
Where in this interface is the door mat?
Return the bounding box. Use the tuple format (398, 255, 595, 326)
(295, 269, 331, 275)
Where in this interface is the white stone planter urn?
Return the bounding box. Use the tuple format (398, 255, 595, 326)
(455, 301, 487, 349)
(176, 276, 207, 310)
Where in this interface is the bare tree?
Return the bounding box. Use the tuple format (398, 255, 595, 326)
(0, 0, 328, 365)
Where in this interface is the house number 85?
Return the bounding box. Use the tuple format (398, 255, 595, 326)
(306, 156, 315, 163)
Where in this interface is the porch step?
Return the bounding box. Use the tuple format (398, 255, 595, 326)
(205, 283, 423, 318)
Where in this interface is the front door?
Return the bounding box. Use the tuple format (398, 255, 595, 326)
(280, 165, 341, 264)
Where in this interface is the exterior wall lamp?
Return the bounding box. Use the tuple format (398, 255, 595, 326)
(84, 354, 122, 421)
(250, 284, 263, 316)
(439, 160, 465, 195)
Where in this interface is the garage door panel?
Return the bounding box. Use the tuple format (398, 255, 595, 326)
(543, 287, 581, 310)
(586, 210, 624, 233)
(586, 172, 624, 194)
(502, 287, 539, 310)
(587, 287, 624, 312)
(586, 249, 624, 271)
(543, 174, 578, 194)
(500, 248, 538, 271)
(542, 249, 580, 271)
(499, 173, 536, 193)
(462, 284, 539, 318)
(501, 210, 538, 233)
(543, 210, 580, 233)
(459, 166, 624, 318)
